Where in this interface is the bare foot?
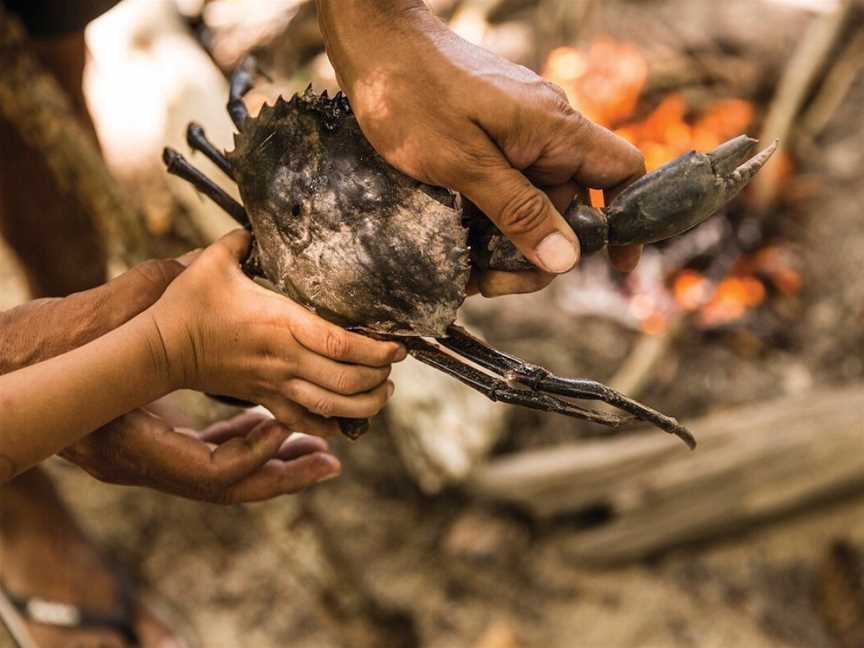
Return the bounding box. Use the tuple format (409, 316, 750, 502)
(0, 467, 187, 648)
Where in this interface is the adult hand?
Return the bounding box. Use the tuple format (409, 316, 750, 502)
(317, 0, 645, 296)
(148, 230, 406, 435)
(61, 410, 340, 503)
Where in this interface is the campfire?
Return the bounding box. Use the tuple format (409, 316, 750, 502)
(542, 38, 801, 335)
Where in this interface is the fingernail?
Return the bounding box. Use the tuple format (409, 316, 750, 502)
(386, 381, 395, 397)
(317, 469, 341, 483)
(393, 344, 408, 362)
(536, 232, 579, 273)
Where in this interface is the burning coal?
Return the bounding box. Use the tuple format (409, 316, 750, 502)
(542, 38, 801, 334)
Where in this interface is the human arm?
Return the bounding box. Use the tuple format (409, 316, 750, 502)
(0, 297, 181, 480)
(0, 248, 341, 497)
(0, 257, 184, 374)
(0, 230, 404, 483)
(315, 0, 645, 296)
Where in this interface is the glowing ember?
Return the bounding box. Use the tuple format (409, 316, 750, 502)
(543, 39, 755, 171)
(741, 245, 803, 296)
(542, 40, 647, 127)
(615, 95, 755, 171)
(673, 270, 712, 311)
(698, 276, 766, 328)
(543, 38, 797, 335)
(669, 244, 802, 330)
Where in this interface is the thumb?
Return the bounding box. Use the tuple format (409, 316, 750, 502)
(210, 228, 252, 264)
(455, 154, 580, 274)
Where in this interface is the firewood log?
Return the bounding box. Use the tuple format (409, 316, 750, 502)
(468, 383, 864, 563)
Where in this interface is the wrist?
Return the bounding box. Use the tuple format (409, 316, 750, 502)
(139, 307, 187, 394)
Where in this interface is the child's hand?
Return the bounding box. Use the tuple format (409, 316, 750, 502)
(148, 230, 406, 436)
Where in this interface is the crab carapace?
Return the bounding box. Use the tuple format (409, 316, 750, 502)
(163, 57, 778, 449)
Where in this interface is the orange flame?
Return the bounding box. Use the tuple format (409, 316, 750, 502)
(542, 38, 798, 334)
(669, 244, 801, 329)
(698, 276, 766, 328)
(543, 40, 755, 171)
(543, 39, 647, 127)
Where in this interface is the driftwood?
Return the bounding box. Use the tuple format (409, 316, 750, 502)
(800, 27, 864, 142)
(751, 0, 855, 212)
(467, 383, 864, 563)
(0, 7, 151, 266)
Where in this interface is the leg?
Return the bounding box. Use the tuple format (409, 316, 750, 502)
(404, 337, 633, 427)
(162, 147, 250, 228)
(0, 467, 180, 648)
(227, 56, 258, 131)
(186, 122, 234, 180)
(437, 325, 696, 448)
(0, 31, 106, 297)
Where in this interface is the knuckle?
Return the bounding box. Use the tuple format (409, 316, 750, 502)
(333, 369, 358, 395)
(307, 452, 333, 476)
(498, 189, 548, 237)
(324, 329, 351, 360)
(281, 379, 302, 403)
(542, 80, 568, 102)
(310, 397, 335, 418)
(565, 108, 590, 137)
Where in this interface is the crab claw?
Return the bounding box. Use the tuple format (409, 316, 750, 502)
(603, 136, 779, 247)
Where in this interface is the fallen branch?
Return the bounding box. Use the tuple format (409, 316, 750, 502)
(0, 8, 151, 265)
(799, 27, 864, 141)
(751, 0, 855, 213)
(467, 383, 864, 563)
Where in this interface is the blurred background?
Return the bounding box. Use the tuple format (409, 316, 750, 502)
(1, 0, 864, 646)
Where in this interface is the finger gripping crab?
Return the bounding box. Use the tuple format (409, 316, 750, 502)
(163, 58, 777, 449)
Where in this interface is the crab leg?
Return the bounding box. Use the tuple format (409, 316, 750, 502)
(437, 325, 696, 448)
(404, 337, 633, 427)
(186, 122, 235, 180)
(227, 56, 257, 131)
(162, 147, 250, 228)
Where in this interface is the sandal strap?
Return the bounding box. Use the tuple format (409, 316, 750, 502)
(4, 589, 138, 644)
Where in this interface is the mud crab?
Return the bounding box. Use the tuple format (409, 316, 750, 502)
(163, 58, 777, 449)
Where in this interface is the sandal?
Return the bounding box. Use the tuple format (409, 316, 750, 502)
(0, 573, 195, 648)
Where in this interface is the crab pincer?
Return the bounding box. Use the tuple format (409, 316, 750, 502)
(599, 135, 779, 248)
(474, 136, 779, 270)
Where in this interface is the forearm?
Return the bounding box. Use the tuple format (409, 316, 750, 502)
(316, 0, 429, 84)
(0, 310, 176, 482)
(0, 259, 183, 375)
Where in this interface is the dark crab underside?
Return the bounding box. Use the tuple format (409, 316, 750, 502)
(228, 89, 471, 337)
